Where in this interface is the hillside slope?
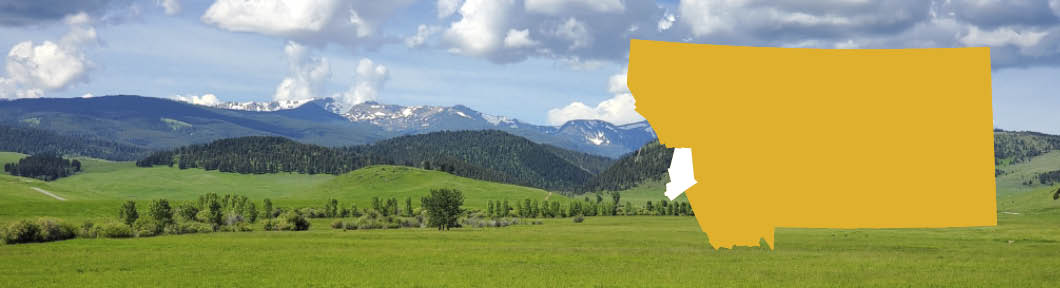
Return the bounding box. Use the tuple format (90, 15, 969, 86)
(579, 140, 673, 193)
(310, 165, 563, 209)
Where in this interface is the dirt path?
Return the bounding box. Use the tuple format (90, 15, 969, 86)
(30, 187, 66, 201)
(545, 191, 552, 201)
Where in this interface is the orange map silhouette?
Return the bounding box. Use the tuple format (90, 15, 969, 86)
(627, 39, 997, 249)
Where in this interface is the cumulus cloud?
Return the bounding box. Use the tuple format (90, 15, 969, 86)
(668, 0, 1060, 68)
(548, 69, 643, 125)
(438, 0, 463, 19)
(438, 0, 666, 64)
(0, 12, 97, 99)
(156, 0, 181, 15)
(334, 58, 389, 106)
(405, 24, 441, 48)
(524, 0, 625, 15)
(201, 0, 416, 49)
(504, 28, 539, 48)
(657, 12, 675, 31)
(172, 93, 222, 106)
(273, 41, 331, 102)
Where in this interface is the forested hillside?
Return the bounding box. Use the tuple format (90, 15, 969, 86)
(0, 124, 147, 161)
(578, 140, 673, 193)
(354, 130, 610, 191)
(137, 130, 614, 191)
(136, 136, 386, 174)
(994, 130, 1060, 165)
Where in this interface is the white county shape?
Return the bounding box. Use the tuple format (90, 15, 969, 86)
(665, 148, 696, 201)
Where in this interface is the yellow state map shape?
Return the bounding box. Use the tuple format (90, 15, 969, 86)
(627, 39, 996, 249)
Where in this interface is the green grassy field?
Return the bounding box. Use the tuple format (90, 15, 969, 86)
(1, 152, 1059, 287)
(0, 152, 562, 222)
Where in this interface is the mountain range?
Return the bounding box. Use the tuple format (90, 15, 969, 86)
(0, 95, 655, 158)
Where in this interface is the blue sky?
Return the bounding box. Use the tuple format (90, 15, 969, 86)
(1, 0, 1060, 131)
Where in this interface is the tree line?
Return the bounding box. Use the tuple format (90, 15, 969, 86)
(136, 131, 617, 192)
(4, 153, 81, 181)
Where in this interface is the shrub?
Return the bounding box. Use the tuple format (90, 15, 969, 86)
(343, 221, 358, 230)
(171, 222, 215, 234)
(223, 212, 245, 226)
(330, 219, 344, 229)
(99, 222, 134, 238)
(3, 220, 41, 244)
(573, 215, 585, 223)
(79, 221, 98, 238)
(36, 218, 76, 242)
(218, 223, 253, 232)
(133, 218, 163, 237)
(284, 212, 311, 231)
(265, 212, 310, 231)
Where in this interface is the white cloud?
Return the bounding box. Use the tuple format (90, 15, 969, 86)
(335, 58, 389, 106)
(172, 93, 222, 106)
(201, 0, 415, 48)
(443, 0, 515, 57)
(438, 0, 463, 19)
(405, 24, 441, 48)
(555, 18, 591, 50)
(525, 0, 625, 15)
(157, 0, 182, 15)
(960, 26, 1048, 48)
(0, 12, 96, 99)
(547, 93, 643, 125)
(657, 12, 675, 31)
(273, 41, 331, 102)
(547, 69, 643, 125)
(438, 0, 661, 64)
(504, 29, 539, 48)
(202, 0, 338, 35)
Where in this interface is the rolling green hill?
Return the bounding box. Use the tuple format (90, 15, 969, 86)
(0, 152, 566, 222)
(311, 165, 563, 209)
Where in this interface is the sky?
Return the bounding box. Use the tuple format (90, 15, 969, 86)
(0, 0, 1059, 131)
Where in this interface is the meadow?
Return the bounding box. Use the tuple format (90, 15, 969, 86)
(0, 152, 1058, 287)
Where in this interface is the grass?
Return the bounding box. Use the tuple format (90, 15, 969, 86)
(0, 215, 1056, 287)
(0, 152, 562, 222)
(1, 152, 1059, 286)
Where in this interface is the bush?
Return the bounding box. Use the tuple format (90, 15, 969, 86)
(99, 222, 134, 238)
(330, 219, 344, 229)
(36, 218, 76, 242)
(161, 222, 214, 234)
(264, 212, 310, 231)
(133, 218, 163, 237)
(218, 223, 253, 232)
(79, 221, 98, 238)
(3, 220, 41, 244)
(573, 215, 585, 223)
(343, 221, 358, 230)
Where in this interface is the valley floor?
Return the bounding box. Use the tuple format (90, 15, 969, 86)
(0, 215, 1057, 287)
(1, 152, 1059, 287)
